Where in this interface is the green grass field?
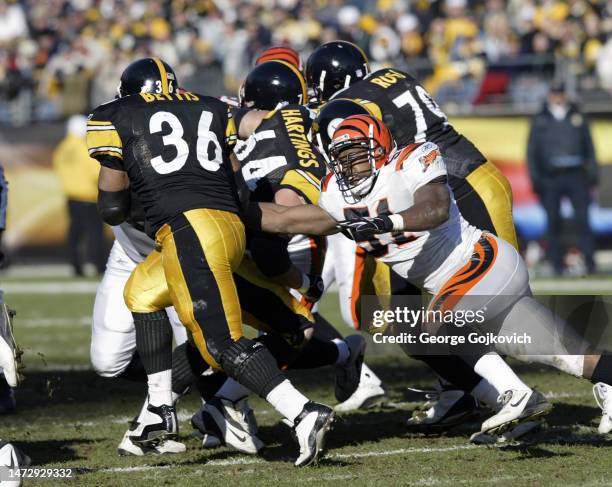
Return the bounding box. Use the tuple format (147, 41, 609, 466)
(2, 276, 612, 486)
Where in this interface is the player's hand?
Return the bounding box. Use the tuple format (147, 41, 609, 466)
(336, 215, 394, 241)
(300, 273, 325, 303)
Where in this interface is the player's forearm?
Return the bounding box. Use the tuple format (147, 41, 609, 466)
(246, 202, 339, 235)
(397, 198, 450, 231)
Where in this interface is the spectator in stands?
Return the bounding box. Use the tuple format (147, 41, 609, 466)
(53, 115, 106, 276)
(527, 81, 598, 275)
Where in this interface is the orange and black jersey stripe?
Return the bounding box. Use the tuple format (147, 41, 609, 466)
(87, 92, 239, 237)
(429, 234, 498, 313)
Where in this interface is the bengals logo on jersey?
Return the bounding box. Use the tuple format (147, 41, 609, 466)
(419, 148, 441, 172)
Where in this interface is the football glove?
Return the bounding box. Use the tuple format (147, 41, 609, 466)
(336, 215, 394, 241)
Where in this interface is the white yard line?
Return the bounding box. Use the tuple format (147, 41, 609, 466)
(17, 316, 91, 328)
(103, 444, 478, 473)
(3, 281, 99, 294)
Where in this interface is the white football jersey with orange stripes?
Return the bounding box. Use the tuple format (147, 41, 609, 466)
(319, 141, 482, 294)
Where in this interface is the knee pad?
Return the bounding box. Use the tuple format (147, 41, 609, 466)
(219, 338, 284, 397)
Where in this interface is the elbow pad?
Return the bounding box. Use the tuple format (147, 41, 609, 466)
(98, 189, 130, 226)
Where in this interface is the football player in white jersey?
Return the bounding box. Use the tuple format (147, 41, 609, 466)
(311, 114, 612, 435)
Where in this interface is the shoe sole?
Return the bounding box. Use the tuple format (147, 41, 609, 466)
(130, 430, 177, 448)
(483, 401, 552, 436)
(334, 392, 387, 413)
(407, 408, 480, 433)
(296, 410, 335, 467)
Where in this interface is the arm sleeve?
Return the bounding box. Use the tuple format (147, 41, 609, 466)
(0, 164, 7, 231)
(86, 108, 124, 171)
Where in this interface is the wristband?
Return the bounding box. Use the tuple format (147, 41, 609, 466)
(389, 214, 404, 232)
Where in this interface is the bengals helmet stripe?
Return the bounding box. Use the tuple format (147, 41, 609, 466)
(333, 114, 392, 157)
(152, 57, 170, 95)
(256, 46, 302, 70)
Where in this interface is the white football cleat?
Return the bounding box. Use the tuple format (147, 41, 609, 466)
(335, 363, 386, 412)
(480, 389, 551, 435)
(0, 304, 22, 388)
(191, 396, 263, 454)
(593, 382, 612, 433)
(128, 402, 179, 447)
(0, 440, 30, 487)
(406, 386, 479, 430)
(118, 427, 186, 456)
(293, 401, 334, 467)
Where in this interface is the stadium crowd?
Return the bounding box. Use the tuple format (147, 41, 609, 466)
(1, 0, 612, 125)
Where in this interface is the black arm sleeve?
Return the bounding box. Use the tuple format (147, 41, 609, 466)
(98, 189, 131, 226)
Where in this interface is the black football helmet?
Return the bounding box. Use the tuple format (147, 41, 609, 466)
(305, 41, 369, 102)
(312, 98, 371, 156)
(117, 58, 177, 97)
(240, 60, 308, 110)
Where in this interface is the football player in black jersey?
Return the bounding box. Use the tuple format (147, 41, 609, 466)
(88, 58, 334, 467)
(191, 61, 372, 449)
(306, 41, 517, 248)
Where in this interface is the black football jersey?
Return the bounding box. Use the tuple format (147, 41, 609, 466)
(234, 104, 326, 205)
(331, 68, 487, 182)
(87, 91, 239, 237)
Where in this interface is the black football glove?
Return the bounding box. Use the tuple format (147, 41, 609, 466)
(336, 215, 394, 241)
(300, 274, 325, 304)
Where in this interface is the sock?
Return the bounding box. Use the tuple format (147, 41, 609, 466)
(148, 369, 172, 406)
(471, 378, 500, 410)
(473, 353, 530, 396)
(217, 378, 251, 402)
(133, 311, 173, 406)
(333, 338, 350, 365)
(133, 311, 173, 374)
(591, 353, 612, 385)
(265, 379, 309, 422)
